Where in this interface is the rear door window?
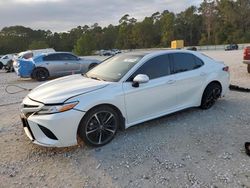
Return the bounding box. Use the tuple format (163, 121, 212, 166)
(43, 54, 60, 61)
(195, 57, 204, 68)
(59, 53, 78, 61)
(171, 53, 203, 74)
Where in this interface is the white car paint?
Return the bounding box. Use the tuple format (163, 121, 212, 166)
(20, 50, 230, 147)
(29, 74, 109, 104)
(0, 54, 14, 66)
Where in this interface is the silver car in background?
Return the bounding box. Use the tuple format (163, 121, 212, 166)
(14, 52, 101, 81)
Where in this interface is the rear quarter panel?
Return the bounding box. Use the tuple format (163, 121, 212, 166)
(201, 61, 229, 100)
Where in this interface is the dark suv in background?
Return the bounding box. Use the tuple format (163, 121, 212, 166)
(225, 44, 238, 51)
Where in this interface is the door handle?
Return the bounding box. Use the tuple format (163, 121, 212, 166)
(166, 80, 176, 84)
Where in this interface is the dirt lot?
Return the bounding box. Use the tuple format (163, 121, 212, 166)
(0, 50, 249, 188)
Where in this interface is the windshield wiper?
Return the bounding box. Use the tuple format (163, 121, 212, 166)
(89, 76, 105, 81)
(82, 73, 88, 78)
(82, 74, 106, 81)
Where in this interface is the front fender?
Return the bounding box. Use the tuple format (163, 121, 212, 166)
(66, 84, 127, 123)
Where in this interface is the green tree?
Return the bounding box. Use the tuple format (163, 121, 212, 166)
(159, 10, 175, 46)
(28, 41, 49, 49)
(73, 32, 96, 55)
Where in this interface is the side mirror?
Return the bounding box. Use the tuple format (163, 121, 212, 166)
(132, 74, 149, 87)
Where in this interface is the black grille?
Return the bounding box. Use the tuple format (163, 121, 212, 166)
(23, 104, 39, 108)
(25, 112, 34, 118)
(38, 125, 58, 140)
(21, 117, 35, 140)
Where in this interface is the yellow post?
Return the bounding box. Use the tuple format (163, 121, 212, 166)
(171, 40, 184, 49)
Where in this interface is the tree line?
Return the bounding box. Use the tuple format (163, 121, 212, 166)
(0, 0, 249, 55)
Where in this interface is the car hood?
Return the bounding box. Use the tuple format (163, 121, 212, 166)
(28, 74, 109, 104)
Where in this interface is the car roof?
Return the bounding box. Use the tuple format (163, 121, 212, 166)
(122, 49, 198, 58)
(33, 52, 76, 59)
(44, 52, 75, 55)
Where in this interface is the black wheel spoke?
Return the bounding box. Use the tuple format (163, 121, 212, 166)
(86, 128, 99, 135)
(104, 127, 115, 134)
(202, 85, 221, 109)
(104, 114, 114, 125)
(98, 131, 103, 144)
(94, 114, 101, 125)
(213, 88, 221, 99)
(85, 111, 117, 146)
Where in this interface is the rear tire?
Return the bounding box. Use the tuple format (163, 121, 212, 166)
(78, 106, 119, 147)
(200, 83, 222, 110)
(32, 68, 49, 81)
(0, 62, 3, 70)
(248, 64, 250, 73)
(245, 142, 250, 156)
(5, 60, 14, 72)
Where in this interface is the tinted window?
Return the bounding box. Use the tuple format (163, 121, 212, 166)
(60, 53, 78, 61)
(129, 54, 170, 81)
(171, 53, 202, 74)
(43, 54, 60, 61)
(195, 57, 204, 68)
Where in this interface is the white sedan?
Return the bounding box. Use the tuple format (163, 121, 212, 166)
(20, 50, 230, 147)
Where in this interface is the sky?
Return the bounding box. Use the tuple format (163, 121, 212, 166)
(0, 0, 202, 32)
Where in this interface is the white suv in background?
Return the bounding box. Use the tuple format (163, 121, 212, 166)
(0, 54, 15, 69)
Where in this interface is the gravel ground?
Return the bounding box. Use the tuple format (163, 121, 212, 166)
(0, 50, 249, 188)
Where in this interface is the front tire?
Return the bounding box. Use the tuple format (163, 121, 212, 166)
(248, 64, 250, 73)
(32, 68, 49, 81)
(200, 83, 222, 109)
(78, 106, 119, 147)
(5, 60, 14, 72)
(0, 62, 3, 69)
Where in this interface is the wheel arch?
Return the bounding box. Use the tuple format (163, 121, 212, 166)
(206, 80, 222, 90)
(77, 103, 126, 135)
(200, 80, 222, 104)
(88, 62, 98, 70)
(0, 61, 3, 69)
(32, 66, 50, 78)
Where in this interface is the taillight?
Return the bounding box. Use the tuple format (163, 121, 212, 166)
(244, 47, 250, 60)
(223, 66, 229, 72)
(244, 49, 247, 59)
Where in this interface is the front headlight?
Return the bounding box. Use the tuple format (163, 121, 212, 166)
(37, 101, 79, 115)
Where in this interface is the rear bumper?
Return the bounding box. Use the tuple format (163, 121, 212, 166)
(14, 66, 32, 78)
(13, 60, 34, 78)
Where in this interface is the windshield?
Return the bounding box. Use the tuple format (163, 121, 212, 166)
(85, 54, 144, 82)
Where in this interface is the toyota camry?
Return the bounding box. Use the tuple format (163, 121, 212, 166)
(20, 50, 230, 147)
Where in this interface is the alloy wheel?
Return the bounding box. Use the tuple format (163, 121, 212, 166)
(203, 87, 221, 109)
(85, 111, 117, 145)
